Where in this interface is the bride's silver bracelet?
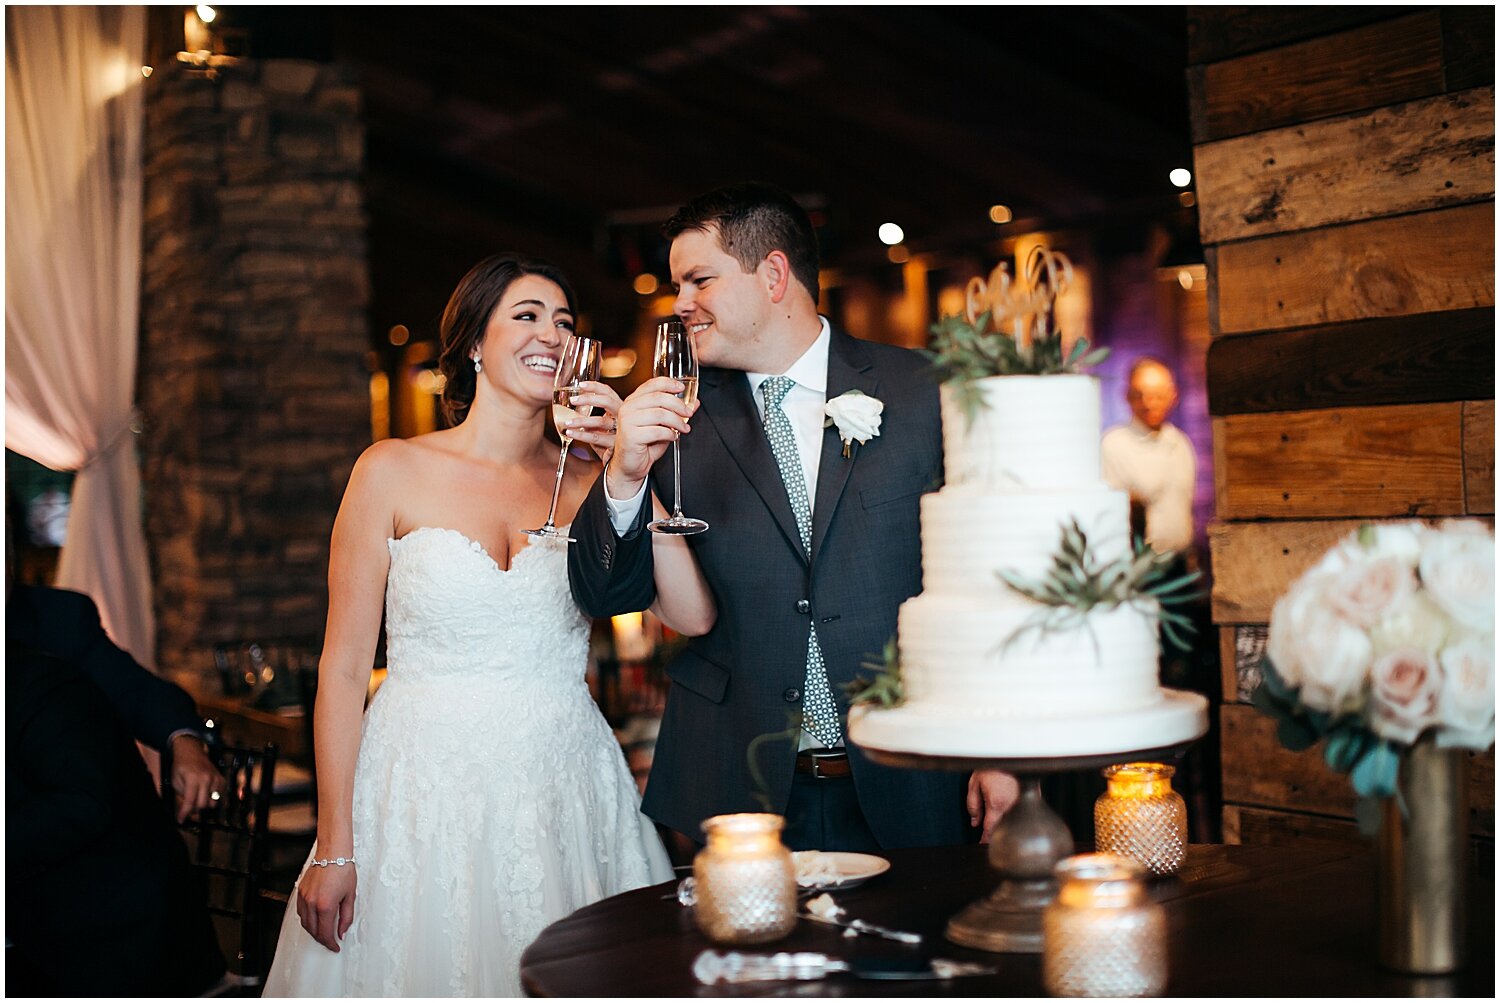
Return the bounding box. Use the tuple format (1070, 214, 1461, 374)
(311, 855, 356, 868)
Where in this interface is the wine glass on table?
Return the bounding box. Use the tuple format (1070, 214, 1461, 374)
(524, 333, 602, 544)
(648, 317, 708, 536)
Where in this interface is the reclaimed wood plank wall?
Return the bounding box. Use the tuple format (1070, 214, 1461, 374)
(1188, 6, 1495, 850)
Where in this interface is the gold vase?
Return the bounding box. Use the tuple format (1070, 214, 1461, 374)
(1377, 736, 1469, 974)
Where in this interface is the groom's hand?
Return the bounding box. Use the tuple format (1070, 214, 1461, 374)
(967, 769, 1020, 843)
(606, 376, 698, 499)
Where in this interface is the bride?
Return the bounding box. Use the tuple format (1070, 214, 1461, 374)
(263, 254, 710, 996)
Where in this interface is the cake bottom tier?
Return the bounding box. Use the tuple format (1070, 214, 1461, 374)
(849, 688, 1209, 759)
(897, 594, 1162, 717)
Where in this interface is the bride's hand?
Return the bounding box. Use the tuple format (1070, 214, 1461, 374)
(296, 859, 357, 952)
(561, 380, 625, 462)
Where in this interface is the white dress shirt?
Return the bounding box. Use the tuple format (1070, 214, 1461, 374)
(1100, 418, 1196, 554)
(606, 318, 832, 531)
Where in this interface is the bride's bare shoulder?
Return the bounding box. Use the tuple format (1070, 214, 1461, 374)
(349, 436, 438, 487)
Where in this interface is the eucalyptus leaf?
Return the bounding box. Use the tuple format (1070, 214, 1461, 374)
(1323, 726, 1371, 773)
(1350, 742, 1401, 799)
(1353, 795, 1385, 837)
(1258, 658, 1296, 701)
(1249, 680, 1282, 717)
(1275, 714, 1320, 752)
(846, 637, 905, 708)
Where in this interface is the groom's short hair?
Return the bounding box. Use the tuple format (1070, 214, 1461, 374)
(664, 182, 821, 301)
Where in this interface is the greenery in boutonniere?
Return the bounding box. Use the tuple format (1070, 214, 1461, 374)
(998, 519, 1201, 652)
(843, 637, 905, 709)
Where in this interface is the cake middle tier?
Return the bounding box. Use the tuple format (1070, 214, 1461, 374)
(897, 594, 1162, 717)
(919, 485, 1132, 596)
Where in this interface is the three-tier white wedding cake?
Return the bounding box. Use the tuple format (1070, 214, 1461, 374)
(850, 336, 1207, 759)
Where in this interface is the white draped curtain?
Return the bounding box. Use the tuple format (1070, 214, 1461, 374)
(6, 6, 154, 664)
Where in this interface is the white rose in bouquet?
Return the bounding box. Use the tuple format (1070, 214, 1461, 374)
(1436, 636, 1497, 749)
(1368, 521, 1425, 564)
(1369, 591, 1452, 657)
(1328, 556, 1417, 628)
(1368, 648, 1443, 744)
(1266, 580, 1325, 689)
(1268, 579, 1372, 714)
(1418, 527, 1495, 632)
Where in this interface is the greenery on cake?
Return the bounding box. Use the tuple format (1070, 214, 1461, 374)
(926, 246, 1110, 425)
(745, 712, 805, 812)
(999, 519, 1201, 652)
(844, 638, 905, 709)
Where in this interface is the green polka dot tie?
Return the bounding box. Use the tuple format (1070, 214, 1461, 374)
(760, 376, 841, 747)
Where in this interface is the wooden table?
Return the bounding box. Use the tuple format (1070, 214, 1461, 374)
(520, 843, 1494, 997)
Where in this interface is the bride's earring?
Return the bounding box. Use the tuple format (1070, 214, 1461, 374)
(472, 354, 482, 374)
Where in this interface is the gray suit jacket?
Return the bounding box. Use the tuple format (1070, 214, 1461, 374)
(568, 326, 969, 847)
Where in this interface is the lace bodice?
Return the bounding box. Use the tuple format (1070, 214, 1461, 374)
(383, 526, 589, 683)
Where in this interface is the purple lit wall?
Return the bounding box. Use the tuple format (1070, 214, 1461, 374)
(1090, 249, 1215, 567)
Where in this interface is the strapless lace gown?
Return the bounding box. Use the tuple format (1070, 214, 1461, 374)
(262, 527, 673, 997)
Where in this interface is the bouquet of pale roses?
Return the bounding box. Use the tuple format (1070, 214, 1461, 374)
(1254, 521, 1494, 828)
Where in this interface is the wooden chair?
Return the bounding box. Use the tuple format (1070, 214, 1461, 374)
(164, 740, 282, 993)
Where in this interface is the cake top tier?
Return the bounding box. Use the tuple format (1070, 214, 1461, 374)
(941, 374, 1103, 490)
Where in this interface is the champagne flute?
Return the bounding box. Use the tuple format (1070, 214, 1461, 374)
(648, 317, 708, 536)
(525, 333, 602, 543)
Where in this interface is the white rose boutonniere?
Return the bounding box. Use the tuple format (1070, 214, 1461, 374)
(824, 389, 883, 458)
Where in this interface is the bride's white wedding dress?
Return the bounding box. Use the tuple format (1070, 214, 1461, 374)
(262, 527, 673, 997)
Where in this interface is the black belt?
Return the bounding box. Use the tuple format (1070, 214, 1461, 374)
(794, 749, 852, 780)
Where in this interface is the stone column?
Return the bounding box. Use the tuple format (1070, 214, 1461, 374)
(138, 58, 370, 690)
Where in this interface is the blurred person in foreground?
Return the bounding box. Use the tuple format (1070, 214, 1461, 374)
(5, 638, 227, 995)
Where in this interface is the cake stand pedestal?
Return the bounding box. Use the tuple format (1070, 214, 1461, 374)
(862, 743, 1193, 954)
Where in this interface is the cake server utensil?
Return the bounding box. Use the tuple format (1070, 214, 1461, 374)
(691, 950, 995, 985)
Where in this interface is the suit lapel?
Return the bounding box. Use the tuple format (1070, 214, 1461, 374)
(699, 366, 807, 563)
(811, 330, 879, 565)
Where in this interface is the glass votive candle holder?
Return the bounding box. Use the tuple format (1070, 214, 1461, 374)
(1094, 762, 1187, 876)
(1043, 852, 1167, 997)
(692, 813, 797, 945)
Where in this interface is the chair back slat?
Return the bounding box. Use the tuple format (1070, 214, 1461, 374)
(164, 740, 279, 986)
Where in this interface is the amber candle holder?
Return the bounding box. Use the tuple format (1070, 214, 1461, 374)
(1043, 852, 1167, 997)
(692, 813, 797, 945)
(1094, 762, 1187, 877)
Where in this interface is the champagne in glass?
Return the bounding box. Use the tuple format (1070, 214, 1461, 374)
(552, 384, 599, 438)
(525, 334, 602, 543)
(648, 318, 709, 535)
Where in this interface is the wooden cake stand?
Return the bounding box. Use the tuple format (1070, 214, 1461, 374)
(862, 742, 1196, 954)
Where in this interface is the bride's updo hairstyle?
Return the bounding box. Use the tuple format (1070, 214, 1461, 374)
(437, 253, 578, 426)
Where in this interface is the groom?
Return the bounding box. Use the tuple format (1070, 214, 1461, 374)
(569, 182, 1016, 851)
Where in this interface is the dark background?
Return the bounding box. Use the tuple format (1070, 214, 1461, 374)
(162, 6, 1198, 349)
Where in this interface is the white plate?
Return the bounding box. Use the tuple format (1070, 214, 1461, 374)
(793, 851, 891, 890)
